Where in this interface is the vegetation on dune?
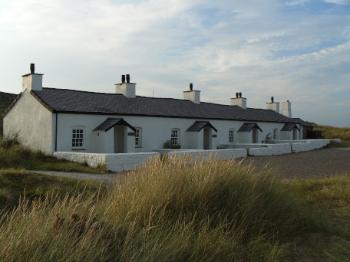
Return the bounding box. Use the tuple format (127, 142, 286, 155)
(0, 169, 103, 209)
(0, 158, 348, 261)
(0, 137, 105, 173)
(314, 124, 350, 141)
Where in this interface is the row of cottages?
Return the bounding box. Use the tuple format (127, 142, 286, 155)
(3, 64, 308, 155)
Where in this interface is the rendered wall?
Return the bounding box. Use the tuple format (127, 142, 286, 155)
(56, 113, 287, 153)
(248, 143, 292, 156)
(166, 148, 247, 161)
(54, 151, 159, 172)
(3, 90, 54, 154)
(53, 139, 329, 172)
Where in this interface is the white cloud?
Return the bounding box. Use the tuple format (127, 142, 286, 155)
(0, 0, 349, 126)
(324, 0, 350, 5)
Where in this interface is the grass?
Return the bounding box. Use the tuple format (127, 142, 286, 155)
(327, 140, 350, 148)
(0, 137, 105, 173)
(0, 169, 104, 210)
(314, 124, 350, 141)
(0, 157, 348, 261)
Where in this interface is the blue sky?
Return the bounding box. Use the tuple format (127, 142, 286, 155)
(0, 0, 349, 126)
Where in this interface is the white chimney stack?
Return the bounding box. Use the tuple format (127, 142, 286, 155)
(280, 100, 292, 118)
(266, 96, 280, 113)
(115, 74, 136, 98)
(231, 92, 247, 109)
(183, 83, 200, 104)
(22, 63, 43, 91)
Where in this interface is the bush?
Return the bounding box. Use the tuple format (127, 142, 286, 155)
(163, 140, 181, 149)
(0, 158, 327, 261)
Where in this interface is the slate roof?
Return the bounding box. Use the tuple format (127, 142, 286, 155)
(281, 123, 300, 131)
(187, 121, 218, 132)
(238, 123, 263, 132)
(93, 118, 136, 132)
(30, 88, 306, 124)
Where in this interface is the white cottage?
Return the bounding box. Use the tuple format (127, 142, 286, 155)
(3, 64, 307, 155)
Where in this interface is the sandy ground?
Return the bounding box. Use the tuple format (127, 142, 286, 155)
(243, 148, 350, 179)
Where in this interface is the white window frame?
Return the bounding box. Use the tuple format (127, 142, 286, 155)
(135, 127, 142, 148)
(228, 129, 235, 143)
(171, 128, 181, 146)
(71, 127, 85, 150)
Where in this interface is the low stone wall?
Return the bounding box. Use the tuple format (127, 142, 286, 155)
(291, 139, 330, 153)
(53, 151, 159, 172)
(105, 152, 159, 172)
(53, 139, 330, 172)
(248, 143, 292, 156)
(53, 152, 107, 168)
(166, 148, 247, 161)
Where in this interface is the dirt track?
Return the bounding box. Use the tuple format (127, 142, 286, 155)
(243, 148, 350, 179)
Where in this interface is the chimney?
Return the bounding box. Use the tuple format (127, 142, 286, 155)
(230, 91, 247, 109)
(115, 74, 136, 98)
(183, 83, 200, 104)
(22, 63, 43, 91)
(280, 100, 292, 118)
(266, 96, 280, 113)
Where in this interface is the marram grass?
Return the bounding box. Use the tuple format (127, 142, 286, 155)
(0, 157, 342, 261)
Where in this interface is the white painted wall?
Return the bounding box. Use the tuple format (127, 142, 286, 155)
(54, 139, 330, 172)
(167, 148, 247, 161)
(248, 143, 292, 156)
(3, 90, 54, 154)
(56, 113, 286, 153)
(54, 151, 159, 172)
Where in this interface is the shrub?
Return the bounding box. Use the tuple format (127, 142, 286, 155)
(163, 140, 181, 149)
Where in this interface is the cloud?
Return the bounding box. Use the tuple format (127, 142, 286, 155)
(0, 0, 349, 126)
(324, 0, 350, 4)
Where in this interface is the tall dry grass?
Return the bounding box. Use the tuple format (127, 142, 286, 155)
(0, 157, 327, 261)
(314, 125, 350, 141)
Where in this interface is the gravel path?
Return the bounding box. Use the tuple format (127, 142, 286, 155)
(243, 148, 350, 179)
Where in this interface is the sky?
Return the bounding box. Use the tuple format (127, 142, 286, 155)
(0, 0, 349, 126)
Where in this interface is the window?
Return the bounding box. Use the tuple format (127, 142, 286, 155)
(273, 128, 278, 140)
(135, 127, 142, 148)
(72, 128, 84, 149)
(229, 129, 235, 143)
(171, 128, 180, 146)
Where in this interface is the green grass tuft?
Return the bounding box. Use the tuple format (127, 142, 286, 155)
(0, 137, 104, 173)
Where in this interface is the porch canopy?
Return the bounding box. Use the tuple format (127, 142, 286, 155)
(238, 122, 262, 132)
(281, 123, 300, 132)
(187, 121, 217, 132)
(94, 118, 136, 132)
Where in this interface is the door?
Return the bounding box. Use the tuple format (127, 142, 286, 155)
(252, 128, 259, 143)
(293, 129, 298, 140)
(114, 126, 126, 153)
(203, 128, 211, 150)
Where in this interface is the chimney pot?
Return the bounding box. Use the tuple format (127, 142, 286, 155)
(121, 75, 126, 83)
(189, 83, 193, 91)
(30, 63, 35, 74)
(126, 74, 130, 83)
(271, 96, 274, 103)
